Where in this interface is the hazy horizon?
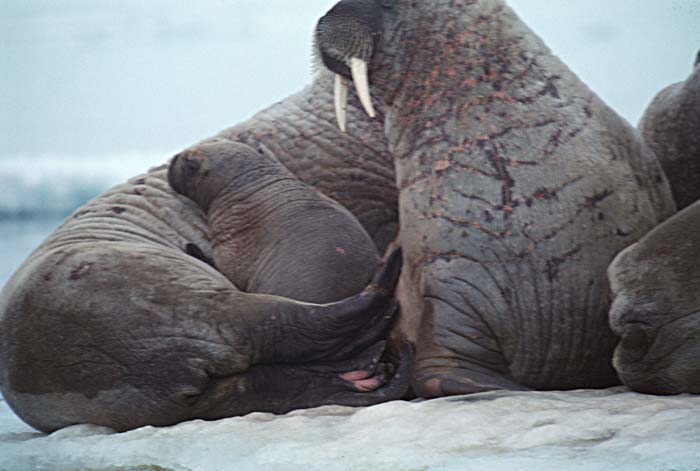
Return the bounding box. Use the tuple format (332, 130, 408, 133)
(2, 0, 698, 158)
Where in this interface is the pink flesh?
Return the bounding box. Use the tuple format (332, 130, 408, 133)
(340, 370, 372, 382)
(351, 377, 384, 392)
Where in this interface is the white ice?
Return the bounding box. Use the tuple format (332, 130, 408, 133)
(1, 388, 699, 471)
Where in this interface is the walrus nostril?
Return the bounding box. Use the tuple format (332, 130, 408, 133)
(619, 324, 651, 362)
(184, 156, 201, 176)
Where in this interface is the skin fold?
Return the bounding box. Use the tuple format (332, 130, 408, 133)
(167, 139, 380, 304)
(639, 49, 700, 210)
(316, 0, 675, 396)
(0, 70, 409, 433)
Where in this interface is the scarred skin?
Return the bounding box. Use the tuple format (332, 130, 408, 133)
(167, 139, 379, 304)
(639, 49, 700, 209)
(0, 71, 409, 433)
(316, 0, 675, 395)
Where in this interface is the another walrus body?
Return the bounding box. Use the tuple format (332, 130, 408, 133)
(639, 49, 700, 209)
(609, 200, 700, 394)
(608, 50, 700, 394)
(0, 164, 408, 433)
(315, 0, 675, 395)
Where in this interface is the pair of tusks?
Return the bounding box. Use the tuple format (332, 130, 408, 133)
(334, 58, 376, 132)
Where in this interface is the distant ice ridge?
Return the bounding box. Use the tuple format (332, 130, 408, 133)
(1, 389, 699, 471)
(0, 152, 168, 219)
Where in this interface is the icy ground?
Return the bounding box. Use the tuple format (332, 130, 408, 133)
(1, 389, 698, 471)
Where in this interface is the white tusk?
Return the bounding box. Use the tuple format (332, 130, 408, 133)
(350, 57, 376, 118)
(334, 74, 349, 132)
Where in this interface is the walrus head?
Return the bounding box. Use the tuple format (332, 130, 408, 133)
(168, 139, 282, 212)
(608, 208, 700, 395)
(314, 0, 397, 131)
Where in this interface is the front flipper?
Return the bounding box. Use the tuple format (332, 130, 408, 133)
(250, 246, 403, 364)
(197, 342, 414, 419)
(412, 295, 527, 398)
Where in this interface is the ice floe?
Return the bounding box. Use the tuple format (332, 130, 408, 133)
(1, 388, 699, 471)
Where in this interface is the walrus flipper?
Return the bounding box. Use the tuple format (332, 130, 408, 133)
(249, 246, 403, 365)
(196, 341, 414, 420)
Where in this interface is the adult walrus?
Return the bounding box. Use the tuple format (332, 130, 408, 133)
(315, 0, 675, 395)
(0, 81, 410, 432)
(639, 48, 700, 209)
(168, 139, 379, 304)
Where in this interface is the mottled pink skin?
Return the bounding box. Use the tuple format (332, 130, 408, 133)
(341, 370, 373, 382)
(351, 377, 386, 392)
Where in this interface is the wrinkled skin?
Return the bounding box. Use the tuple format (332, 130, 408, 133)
(316, 0, 675, 395)
(219, 73, 398, 254)
(0, 71, 410, 433)
(168, 139, 379, 304)
(608, 200, 700, 394)
(639, 49, 700, 210)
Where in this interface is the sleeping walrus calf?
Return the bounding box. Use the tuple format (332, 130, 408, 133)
(167, 139, 380, 304)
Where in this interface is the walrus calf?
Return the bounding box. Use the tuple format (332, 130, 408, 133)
(0, 164, 410, 433)
(168, 139, 380, 304)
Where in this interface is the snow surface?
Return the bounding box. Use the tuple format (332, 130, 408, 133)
(1, 388, 699, 471)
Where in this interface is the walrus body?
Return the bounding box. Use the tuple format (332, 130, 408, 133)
(639, 50, 700, 209)
(168, 139, 379, 304)
(0, 51, 408, 433)
(0, 165, 408, 433)
(315, 0, 675, 395)
(608, 200, 700, 394)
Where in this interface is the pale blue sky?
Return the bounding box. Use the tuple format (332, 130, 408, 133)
(1, 0, 698, 157)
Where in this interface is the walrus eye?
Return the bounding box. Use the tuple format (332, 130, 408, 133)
(184, 156, 201, 176)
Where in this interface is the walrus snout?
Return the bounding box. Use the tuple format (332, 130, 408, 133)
(172, 150, 204, 178)
(167, 153, 185, 195)
(616, 323, 652, 363)
(168, 149, 209, 202)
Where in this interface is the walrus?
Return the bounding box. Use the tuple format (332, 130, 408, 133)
(607, 48, 700, 395)
(314, 0, 675, 395)
(608, 199, 700, 394)
(639, 48, 700, 209)
(167, 139, 380, 304)
(0, 164, 411, 433)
